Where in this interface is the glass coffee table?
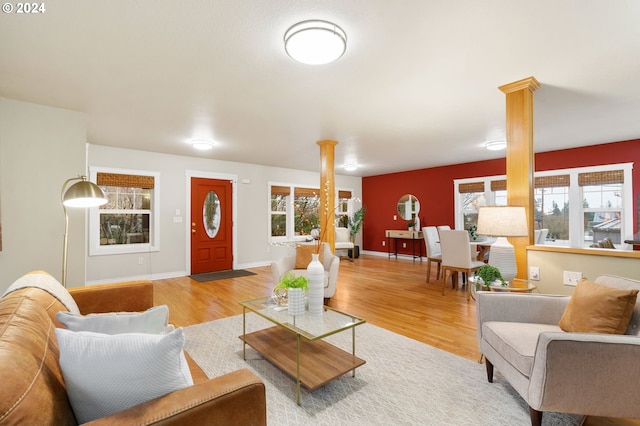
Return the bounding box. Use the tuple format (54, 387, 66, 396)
(239, 297, 366, 405)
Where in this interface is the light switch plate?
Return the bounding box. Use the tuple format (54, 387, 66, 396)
(563, 271, 582, 286)
(529, 266, 540, 281)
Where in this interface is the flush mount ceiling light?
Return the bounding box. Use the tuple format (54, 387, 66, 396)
(191, 140, 215, 150)
(484, 140, 507, 151)
(343, 163, 358, 171)
(284, 20, 347, 65)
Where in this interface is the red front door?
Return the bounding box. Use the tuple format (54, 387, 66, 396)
(190, 178, 233, 274)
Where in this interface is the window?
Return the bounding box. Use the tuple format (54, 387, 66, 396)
(336, 190, 352, 228)
(454, 163, 633, 248)
(269, 183, 353, 242)
(534, 175, 570, 242)
(455, 179, 507, 231)
(89, 167, 160, 255)
(580, 170, 624, 246)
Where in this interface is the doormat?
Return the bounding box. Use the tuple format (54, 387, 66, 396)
(189, 269, 257, 283)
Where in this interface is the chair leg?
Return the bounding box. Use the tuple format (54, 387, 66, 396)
(441, 269, 448, 295)
(529, 407, 542, 426)
(436, 263, 441, 280)
(485, 359, 494, 383)
(426, 260, 432, 283)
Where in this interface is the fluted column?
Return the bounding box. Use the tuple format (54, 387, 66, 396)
(499, 76, 540, 280)
(317, 140, 338, 252)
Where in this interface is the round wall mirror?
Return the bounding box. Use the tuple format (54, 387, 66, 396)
(397, 194, 420, 220)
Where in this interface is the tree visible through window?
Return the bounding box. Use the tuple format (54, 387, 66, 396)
(454, 164, 632, 248)
(90, 168, 160, 255)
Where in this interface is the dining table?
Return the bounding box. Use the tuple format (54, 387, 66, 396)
(470, 237, 496, 261)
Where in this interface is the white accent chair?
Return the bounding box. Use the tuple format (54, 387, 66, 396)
(423, 226, 442, 283)
(439, 229, 485, 301)
(270, 242, 340, 299)
(334, 227, 355, 261)
(477, 275, 640, 425)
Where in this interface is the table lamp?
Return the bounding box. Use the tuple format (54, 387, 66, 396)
(61, 176, 108, 287)
(476, 206, 528, 282)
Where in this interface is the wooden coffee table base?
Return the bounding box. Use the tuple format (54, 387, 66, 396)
(240, 326, 365, 402)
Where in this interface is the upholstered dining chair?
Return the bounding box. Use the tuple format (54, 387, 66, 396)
(436, 225, 451, 238)
(439, 229, 486, 301)
(536, 228, 548, 245)
(423, 226, 442, 283)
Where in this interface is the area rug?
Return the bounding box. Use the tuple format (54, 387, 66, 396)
(184, 315, 584, 426)
(189, 269, 256, 282)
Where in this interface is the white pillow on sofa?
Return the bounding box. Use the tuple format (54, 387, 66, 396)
(55, 327, 193, 423)
(56, 305, 170, 334)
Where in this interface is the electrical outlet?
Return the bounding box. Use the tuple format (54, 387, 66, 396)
(393, 215, 397, 220)
(563, 271, 582, 286)
(402, 242, 407, 248)
(138, 257, 143, 265)
(529, 266, 540, 281)
(382, 240, 386, 246)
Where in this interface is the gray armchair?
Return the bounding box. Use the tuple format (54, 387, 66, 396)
(270, 242, 340, 299)
(476, 274, 640, 425)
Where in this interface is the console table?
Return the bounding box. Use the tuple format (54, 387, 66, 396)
(386, 230, 423, 261)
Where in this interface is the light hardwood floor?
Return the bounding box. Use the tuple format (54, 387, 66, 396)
(153, 254, 638, 426)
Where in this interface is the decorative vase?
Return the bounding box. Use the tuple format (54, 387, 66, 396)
(415, 216, 421, 232)
(307, 253, 324, 316)
(287, 288, 305, 316)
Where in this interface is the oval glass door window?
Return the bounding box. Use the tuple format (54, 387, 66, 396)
(203, 191, 221, 238)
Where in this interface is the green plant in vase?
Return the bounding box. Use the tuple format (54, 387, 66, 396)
(475, 264, 506, 290)
(272, 272, 309, 306)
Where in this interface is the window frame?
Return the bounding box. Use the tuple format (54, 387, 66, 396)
(454, 163, 633, 249)
(268, 182, 354, 243)
(89, 166, 161, 255)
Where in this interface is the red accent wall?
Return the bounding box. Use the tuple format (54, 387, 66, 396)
(362, 139, 640, 254)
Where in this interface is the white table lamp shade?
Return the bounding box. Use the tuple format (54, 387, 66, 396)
(476, 206, 528, 282)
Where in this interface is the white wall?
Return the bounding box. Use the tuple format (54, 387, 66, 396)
(0, 98, 87, 292)
(87, 145, 362, 284)
(527, 248, 640, 295)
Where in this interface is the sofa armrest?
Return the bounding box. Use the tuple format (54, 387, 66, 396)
(69, 281, 154, 314)
(85, 368, 266, 426)
(270, 252, 295, 284)
(476, 293, 569, 325)
(476, 293, 569, 348)
(528, 332, 640, 418)
(324, 255, 340, 299)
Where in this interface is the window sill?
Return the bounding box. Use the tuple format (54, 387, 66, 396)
(527, 244, 640, 259)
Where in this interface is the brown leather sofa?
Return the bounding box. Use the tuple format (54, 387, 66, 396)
(0, 272, 266, 425)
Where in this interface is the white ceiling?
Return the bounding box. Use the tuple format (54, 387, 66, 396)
(1, 0, 639, 176)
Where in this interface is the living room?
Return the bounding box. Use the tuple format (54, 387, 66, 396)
(1, 2, 640, 425)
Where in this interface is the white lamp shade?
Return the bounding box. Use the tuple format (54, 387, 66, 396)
(284, 20, 347, 65)
(476, 206, 528, 237)
(62, 180, 107, 208)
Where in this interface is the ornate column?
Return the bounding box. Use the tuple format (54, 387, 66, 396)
(499, 76, 540, 280)
(317, 140, 338, 252)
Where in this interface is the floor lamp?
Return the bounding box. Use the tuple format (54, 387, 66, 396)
(476, 206, 528, 282)
(61, 176, 107, 287)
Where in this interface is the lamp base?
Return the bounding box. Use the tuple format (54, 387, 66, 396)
(489, 237, 517, 282)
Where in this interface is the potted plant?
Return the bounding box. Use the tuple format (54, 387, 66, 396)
(474, 264, 506, 290)
(347, 206, 366, 258)
(407, 220, 415, 231)
(273, 272, 308, 315)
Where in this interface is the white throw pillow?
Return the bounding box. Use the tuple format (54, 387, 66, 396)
(55, 327, 194, 423)
(56, 305, 170, 334)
